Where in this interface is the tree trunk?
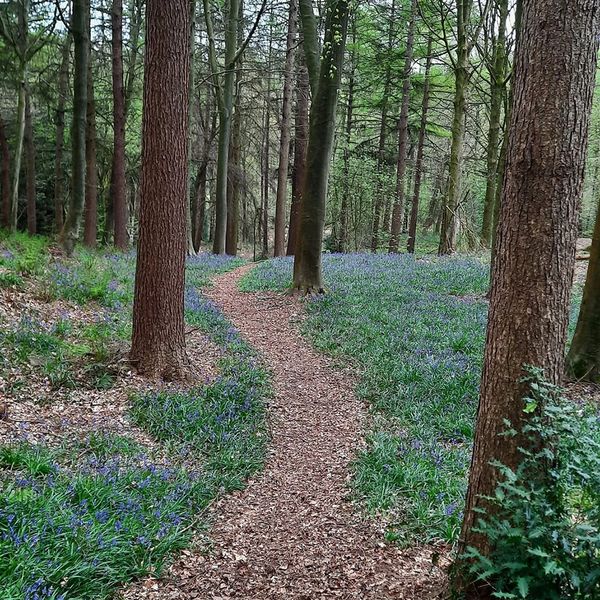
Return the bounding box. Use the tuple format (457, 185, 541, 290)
(274, 0, 298, 257)
(24, 90, 36, 235)
(187, 0, 197, 256)
(287, 56, 309, 256)
(61, 0, 89, 254)
(457, 1, 599, 596)
(292, 0, 350, 293)
(53, 33, 71, 234)
(130, 0, 190, 380)
(111, 0, 128, 250)
(0, 115, 9, 229)
(370, 0, 395, 253)
(480, 0, 509, 247)
(388, 0, 417, 253)
(407, 37, 433, 254)
(83, 51, 98, 248)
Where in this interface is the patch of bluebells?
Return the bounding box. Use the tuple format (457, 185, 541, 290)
(243, 253, 489, 543)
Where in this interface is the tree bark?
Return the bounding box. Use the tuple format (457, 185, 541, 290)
(53, 33, 71, 234)
(83, 50, 98, 248)
(407, 37, 433, 254)
(292, 0, 350, 293)
(457, 1, 599, 596)
(287, 56, 309, 256)
(111, 0, 128, 250)
(480, 0, 509, 247)
(130, 0, 191, 380)
(274, 0, 298, 257)
(24, 89, 36, 235)
(0, 115, 9, 229)
(61, 0, 89, 254)
(388, 0, 417, 253)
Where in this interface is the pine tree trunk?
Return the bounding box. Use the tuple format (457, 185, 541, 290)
(457, 1, 599, 595)
(407, 37, 433, 254)
(287, 56, 309, 256)
(0, 115, 9, 229)
(24, 90, 36, 235)
(130, 0, 190, 380)
(111, 0, 128, 250)
(292, 0, 350, 293)
(61, 0, 89, 254)
(480, 0, 509, 247)
(388, 0, 416, 253)
(274, 0, 298, 257)
(83, 52, 98, 248)
(53, 34, 71, 234)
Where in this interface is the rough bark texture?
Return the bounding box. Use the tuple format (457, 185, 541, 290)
(61, 0, 89, 254)
(0, 115, 9, 229)
(24, 90, 36, 235)
(111, 0, 128, 250)
(287, 57, 309, 256)
(293, 0, 350, 293)
(130, 0, 190, 380)
(83, 54, 98, 248)
(407, 37, 432, 254)
(457, 1, 599, 596)
(53, 34, 71, 234)
(274, 0, 297, 257)
(388, 0, 416, 253)
(480, 0, 509, 247)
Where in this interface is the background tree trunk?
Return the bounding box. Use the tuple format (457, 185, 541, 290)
(130, 0, 191, 380)
(293, 0, 350, 293)
(83, 52, 98, 248)
(457, 1, 599, 596)
(274, 0, 297, 257)
(0, 115, 9, 228)
(24, 90, 36, 235)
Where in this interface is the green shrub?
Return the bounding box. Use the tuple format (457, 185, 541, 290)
(463, 369, 600, 599)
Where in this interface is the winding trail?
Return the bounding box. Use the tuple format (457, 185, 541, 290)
(124, 265, 446, 599)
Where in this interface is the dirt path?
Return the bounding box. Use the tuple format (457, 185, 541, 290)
(124, 265, 447, 599)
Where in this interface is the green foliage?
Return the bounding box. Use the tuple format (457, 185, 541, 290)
(463, 369, 600, 599)
(0, 233, 49, 276)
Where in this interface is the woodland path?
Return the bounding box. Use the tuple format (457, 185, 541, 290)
(124, 264, 446, 599)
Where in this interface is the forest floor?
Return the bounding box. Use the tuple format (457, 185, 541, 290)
(124, 264, 448, 599)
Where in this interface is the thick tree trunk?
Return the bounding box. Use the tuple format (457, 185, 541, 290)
(457, 1, 599, 596)
(111, 0, 128, 250)
(61, 0, 89, 254)
(287, 57, 309, 256)
(480, 0, 509, 247)
(130, 0, 190, 380)
(0, 115, 9, 229)
(407, 38, 433, 254)
(53, 34, 71, 234)
(274, 0, 298, 257)
(388, 0, 417, 253)
(292, 0, 350, 293)
(24, 90, 36, 235)
(83, 54, 98, 248)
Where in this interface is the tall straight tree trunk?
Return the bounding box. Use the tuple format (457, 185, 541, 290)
(61, 0, 89, 254)
(287, 56, 309, 256)
(53, 34, 71, 234)
(274, 0, 298, 257)
(130, 0, 190, 379)
(457, 1, 599, 596)
(0, 115, 9, 228)
(111, 0, 128, 249)
(480, 0, 509, 247)
(186, 0, 197, 256)
(388, 0, 417, 253)
(338, 17, 356, 254)
(24, 90, 36, 235)
(83, 54, 98, 248)
(293, 0, 350, 293)
(407, 37, 433, 254)
(261, 16, 274, 258)
(370, 0, 395, 253)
